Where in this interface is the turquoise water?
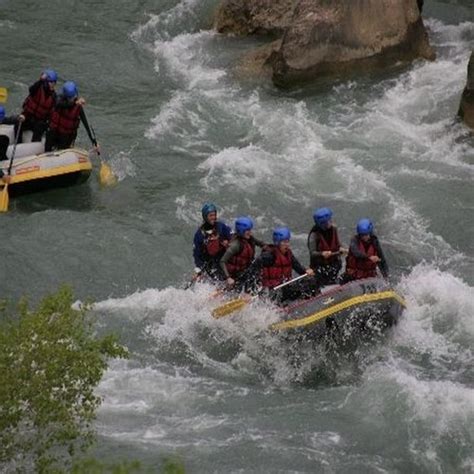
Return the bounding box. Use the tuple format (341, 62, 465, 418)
(1, 1, 473, 472)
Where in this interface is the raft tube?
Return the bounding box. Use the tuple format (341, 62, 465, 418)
(270, 277, 405, 337)
(0, 125, 92, 196)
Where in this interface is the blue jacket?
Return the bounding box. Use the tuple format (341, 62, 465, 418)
(193, 221, 232, 269)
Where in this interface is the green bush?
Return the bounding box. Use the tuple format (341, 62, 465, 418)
(0, 287, 129, 473)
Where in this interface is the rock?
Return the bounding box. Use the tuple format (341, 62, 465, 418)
(458, 51, 474, 130)
(214, 0, 294, 36)
(270, 0, 436, 86)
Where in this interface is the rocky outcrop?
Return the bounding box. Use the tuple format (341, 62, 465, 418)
(458, 52, 474, 130)
(214, 0, 294, 36)
(270, 0, 435, 86)
(214, 0, 435, 87)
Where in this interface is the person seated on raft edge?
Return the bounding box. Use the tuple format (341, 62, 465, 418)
(341, 218, 389, 283)
(307, 207, 347, 286)
(45, 81, 98, 153)
(15, 69, 58, 144)
(0, 106, 25, 161)
(259, 226, 316, 304)
(219, 216, 267, 293)
(192, 202, 232, 281)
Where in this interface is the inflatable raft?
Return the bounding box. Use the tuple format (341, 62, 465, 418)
(271, 277, 405, 337)
(0, 124, 92, 197)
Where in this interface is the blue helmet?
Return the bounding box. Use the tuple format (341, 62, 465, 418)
(201, 202, 217, 221)
(313, 207, 333, 226)
(235, 216, 253, 236)
(62, 81, 78, 99)
(357, 218, 374, 235)
(273, 227, 291, 245)
(43, 69, 58, 83)
(0, 106, 5, 121)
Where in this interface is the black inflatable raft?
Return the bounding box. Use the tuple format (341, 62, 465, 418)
(270, 277, 405, 337)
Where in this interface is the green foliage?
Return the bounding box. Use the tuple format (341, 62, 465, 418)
(162, 457, 186, 474)
(71, 458, 146, 473)
(0, 286, 128, 473)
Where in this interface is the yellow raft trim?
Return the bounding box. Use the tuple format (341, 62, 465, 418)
(8, 149, 92, 184)
(270, 290, 406, 331)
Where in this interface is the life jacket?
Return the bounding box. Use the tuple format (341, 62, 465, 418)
(201, 225, 225, 259)
(261, 246, 293, 288)
(345, 237, 378, 279)
(50, 103, 82, 136)
(225, 237, 255, 277)
(22, 84, 55, 122)
(308, 226, 341, 268)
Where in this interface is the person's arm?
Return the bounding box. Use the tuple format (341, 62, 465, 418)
(79, 107, 95, 143)
(373, 237, 389, 277)
(192, 229, 205, 271)
(251, 236, 267, 248)
(291, 254, 307, 275)
(219, 239, 241, 279)
(308, 231, 324, 258)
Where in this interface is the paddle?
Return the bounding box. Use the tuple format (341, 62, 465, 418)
(0, 123, 22, 212)
(212, 273, 309, 319)
(81, 111, 117, 187)
(0, 87, 7, 103)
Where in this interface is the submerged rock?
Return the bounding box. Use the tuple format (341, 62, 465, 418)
(214, 0, 435, 87)
(458, 51, 474, 130)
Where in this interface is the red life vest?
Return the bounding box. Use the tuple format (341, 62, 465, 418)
(226, 238, 255, 277)
(309, 226, 341, 267)
(345, 238, 378, 279)
(201, 228, 224, 257)
(261, 246, 293, 288)
(50, 103, 82, 136)
(22, 85, 55, 122)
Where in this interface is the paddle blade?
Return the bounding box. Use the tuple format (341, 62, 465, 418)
(212, 298, 248, 319)
(0, 184, 9, 212)
(0, 87, 7, 103)
(99, 161, 117, 187)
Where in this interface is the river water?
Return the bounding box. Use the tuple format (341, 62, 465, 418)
(1, 0, 473, 472)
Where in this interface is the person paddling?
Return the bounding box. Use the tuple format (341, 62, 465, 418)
(16, 69, 57, 143)
(260, 227, 315, 303)
(45, 81, 98, 152)
(0, 106, 25, 161)
(220, 216, 266, 292)
(341, 218, 389, 282)
(307, 207, 346, 285)
(193, 202, 232, 281)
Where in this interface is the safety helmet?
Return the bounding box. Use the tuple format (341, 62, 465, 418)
(313, 207, 333, 226)
(235, 216, 253, 236)
(273, 227, 291, 245)
(0, 106, 5, 121)
(201, 202, 217, 221)
(62, 81, 78, 99)
(43, 69, 58, 83)
(357, 218, 374, 235)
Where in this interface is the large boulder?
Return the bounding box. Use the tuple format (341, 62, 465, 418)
(458, 51, 474, 130)
(270, 0, 435, 86)
(214, 0, 294, 36)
